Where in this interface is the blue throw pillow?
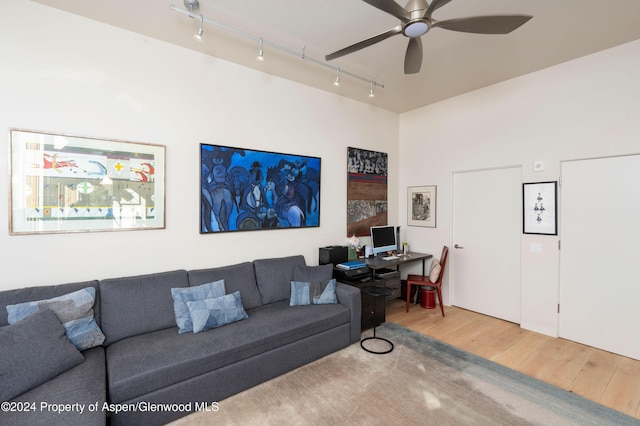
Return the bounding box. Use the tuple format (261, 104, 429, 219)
(171, 279, 226, 334)
(186, 291, 248, 334)
(6, 287, 105, 351)
(290, 279, 338, 306)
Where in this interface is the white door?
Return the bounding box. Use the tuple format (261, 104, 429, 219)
(560, 155, 640, 360)
(452, 167, 522, 323)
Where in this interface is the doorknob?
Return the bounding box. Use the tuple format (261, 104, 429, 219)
(454, 244, 464, 249)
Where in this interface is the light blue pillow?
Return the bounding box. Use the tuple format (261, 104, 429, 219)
(186, 291, 248, 334)
(290, 279, 338, 306)
(171, 279, 226, 334)
(6, 287, 105, 351)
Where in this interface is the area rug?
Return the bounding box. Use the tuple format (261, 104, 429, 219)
(171, 323, 640, 425)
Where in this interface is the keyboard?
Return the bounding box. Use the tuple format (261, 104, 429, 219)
(382, 255, 399, 261)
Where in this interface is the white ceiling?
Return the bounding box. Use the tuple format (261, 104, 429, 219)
(32, 0, 640, 113)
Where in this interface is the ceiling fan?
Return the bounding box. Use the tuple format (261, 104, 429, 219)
(325, 0, 533, 74)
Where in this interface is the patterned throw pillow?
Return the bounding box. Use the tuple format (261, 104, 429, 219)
(289, 279, 338, 306)
(185, 291, 248, 334)
(6, 287, 105, 351)
(171, 279, 226, 334)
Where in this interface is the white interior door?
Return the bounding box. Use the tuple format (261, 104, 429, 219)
(560, 155, 640, 360)
(452, 167, 522, 323)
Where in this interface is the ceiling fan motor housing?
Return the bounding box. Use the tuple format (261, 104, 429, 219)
(402, 0, 430, 37)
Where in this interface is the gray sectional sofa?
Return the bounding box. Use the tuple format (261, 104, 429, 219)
(0, 255, 361, 426)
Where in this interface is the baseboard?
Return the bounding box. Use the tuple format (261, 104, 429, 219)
(520, 321, 558, 338)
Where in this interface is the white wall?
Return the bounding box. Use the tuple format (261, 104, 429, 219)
(400, 39, 640, 336)
(0, 1, 399, 290)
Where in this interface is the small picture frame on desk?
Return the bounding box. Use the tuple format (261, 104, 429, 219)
(408, 185, 436, 228)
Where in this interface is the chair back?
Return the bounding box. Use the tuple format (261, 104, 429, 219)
(436, 246, 449, 284)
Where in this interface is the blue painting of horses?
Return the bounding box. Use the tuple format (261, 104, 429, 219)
(201, 144, 321, 233)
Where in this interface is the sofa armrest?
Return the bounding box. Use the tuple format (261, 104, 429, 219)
(336, 283, 361, 344)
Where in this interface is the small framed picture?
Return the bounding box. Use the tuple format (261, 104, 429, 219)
(523, 181, 557, 235)
(408, 185, 436, 228)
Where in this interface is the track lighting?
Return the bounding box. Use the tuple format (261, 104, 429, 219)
(257, 38, 264, 61)
(333, 68, 341, 87)
(194, 14, 203, 41)
(170, 4, 385, 99)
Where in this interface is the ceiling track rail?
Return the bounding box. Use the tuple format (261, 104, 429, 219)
(170, 5, 385, 92)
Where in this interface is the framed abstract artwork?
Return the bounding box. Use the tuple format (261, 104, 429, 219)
(347, 147, 388, 237)
(407, 185, 436, 228)
(523, 181, 557, 235)
(9, 129, 165, 235)
(201, 144, 321, 233)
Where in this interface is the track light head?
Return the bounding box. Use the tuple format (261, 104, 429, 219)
(257, 38, 264, 61)
(333, 68, 341, 87)
(194, 14, 203, 40)
(369, 80, 375, 98)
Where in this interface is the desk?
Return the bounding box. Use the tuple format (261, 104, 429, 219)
(364, 251, 432, 277)
(333, 251, 432, 330)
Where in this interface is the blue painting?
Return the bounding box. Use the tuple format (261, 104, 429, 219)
(201, 144, 321, 233)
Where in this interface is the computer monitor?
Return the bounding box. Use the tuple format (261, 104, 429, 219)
(370, 225, 398, 256)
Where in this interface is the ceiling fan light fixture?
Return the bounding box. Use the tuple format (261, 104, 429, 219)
(403, 20, 430, 37)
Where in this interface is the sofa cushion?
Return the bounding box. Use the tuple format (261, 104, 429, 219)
(0, 280, 100, 328)
(253, 255, 306, 304)
(290, 279, 338, 306)
(105, 300, 350, 403)
(100, 270, 188, 346)
(171, 280, 226, 334)
(187, 291, 248, 333)
(3, 346, 106, 426)
(0, 309, 85, 402)
(293, 263, 333, 282)
(188, 262, 262, 310)
(6, 287, 105, 350)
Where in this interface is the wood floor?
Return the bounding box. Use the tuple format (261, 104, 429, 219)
(385, 298, 640, 419)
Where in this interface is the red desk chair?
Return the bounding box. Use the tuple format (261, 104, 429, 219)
(406, 246, 448, 317)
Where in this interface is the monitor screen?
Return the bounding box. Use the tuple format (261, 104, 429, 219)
(370, 225, 397, 255)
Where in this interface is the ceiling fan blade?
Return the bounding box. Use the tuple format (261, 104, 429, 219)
(433, 15, 533, 34)
(404, 37, 423, 74)
(425, 0, 453, 18)
(325, 26, 402, 61)
(362, 0, 410, 21)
